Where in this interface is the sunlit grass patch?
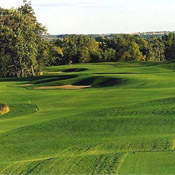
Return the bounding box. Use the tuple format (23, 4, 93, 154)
(0, 104, 10, 115)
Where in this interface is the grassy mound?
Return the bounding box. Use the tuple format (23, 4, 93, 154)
(0, 104, 10, 115)
(22, 74, 128, 89)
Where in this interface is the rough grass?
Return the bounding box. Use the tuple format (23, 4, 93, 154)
(0, 153, 123, 175)
(0, 62, 175, 174)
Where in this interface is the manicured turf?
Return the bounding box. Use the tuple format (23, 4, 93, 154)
(120, 152, 175, 174)
(0, 62, 175, 174)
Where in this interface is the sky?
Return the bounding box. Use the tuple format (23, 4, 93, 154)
(0, 0, 175, 34)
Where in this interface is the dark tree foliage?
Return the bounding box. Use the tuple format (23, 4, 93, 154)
(47, 34, 173, 66)
(46, 33, 175, 65)
(162, 33, 175, 61)
(0, 0, 47, 77)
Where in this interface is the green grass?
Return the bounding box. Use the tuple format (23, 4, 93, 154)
(0, 62, 175, 174)
(120, 152, 175, 174)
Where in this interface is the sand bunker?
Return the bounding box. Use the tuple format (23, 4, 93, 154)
(16, 84, 33, 87)
(0, 104, 10, 115)
(35, 85, 91, 90)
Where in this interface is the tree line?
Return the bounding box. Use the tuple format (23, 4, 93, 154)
(47, 33, 175, 66)
(0, 1, 175, 78)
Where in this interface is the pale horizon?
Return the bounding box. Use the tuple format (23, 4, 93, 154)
(0, 0, 175, 35)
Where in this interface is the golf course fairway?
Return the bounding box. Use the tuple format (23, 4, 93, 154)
(0, 62, 175, 174)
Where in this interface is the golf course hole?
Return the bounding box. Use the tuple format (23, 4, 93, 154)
(0, 104, 10, 115)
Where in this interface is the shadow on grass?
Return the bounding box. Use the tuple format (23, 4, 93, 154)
(73, 76, 127, 87)
(62, 68, 88, 73)
(0, 75, 78, 85)
(0, 76, 51, 82)
(31, 75, 77, 85)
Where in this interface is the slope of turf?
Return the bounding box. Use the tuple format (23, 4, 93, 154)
(0, 62, 175, 174)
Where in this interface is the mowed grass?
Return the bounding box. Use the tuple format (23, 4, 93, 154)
(120, 152, 175, 174)
(0, 62, 175, 174)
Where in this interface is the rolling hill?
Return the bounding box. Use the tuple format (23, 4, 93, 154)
(0, 62, 175, 174)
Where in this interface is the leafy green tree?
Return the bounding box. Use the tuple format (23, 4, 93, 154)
(37, 39, 49, 67)
(79, 47, 90, 63)
(0, 1, 46, 77)
(45, 33, 167, 65)
(62, 35, 78, 64)
(149, 37, 165, 61)
(162, 33, 175, 60)
(46, 43, 64, 66)
(104, 48, 116, 61)
(135, 38, 150, 61)
(89, 49, 102, 63)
